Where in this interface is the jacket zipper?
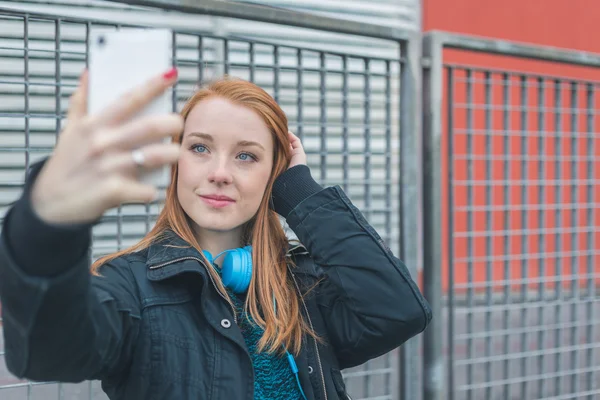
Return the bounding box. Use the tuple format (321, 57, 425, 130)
(149, 256, 237, 323)
(289, 269, 328, 400)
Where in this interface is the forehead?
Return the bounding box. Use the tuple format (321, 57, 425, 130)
(183, 97, 272, 144)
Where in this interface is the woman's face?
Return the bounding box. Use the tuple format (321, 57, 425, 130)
(177, 97, 274, 235)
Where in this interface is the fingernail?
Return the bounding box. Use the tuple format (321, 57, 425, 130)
(162, 67, 178, 80)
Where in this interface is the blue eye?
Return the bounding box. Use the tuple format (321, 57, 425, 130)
(237, 152, 257, 162)
(191, 144, 207, 153)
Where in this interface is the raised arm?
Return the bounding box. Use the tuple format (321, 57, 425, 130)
(0, 182, 141, 381)
(0, 68, 182, 381)
(273, 163, 432, 369)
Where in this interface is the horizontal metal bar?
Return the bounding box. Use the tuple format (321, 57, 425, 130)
(454, 155, 600, 162)
(106, 0, 412, 41)
(454, 249, 598, 264)
(542, 390, 600, 400)
(342, 368, 395, 378)
(452, 103, 600, 115)
(457, 366, 600, 391)
(453, 179, 600, 186)
(452, 275, 600, 293)
(0, 380, 58, 389)
(455, 203, 599, 212)
(200, 62, 398, 75)
(453, 297, 600, 314)
(426, 30, 600, 68)
(454, 342, 600, 366)
(445, 70, 600, 86)
(455, 319, 600, 341)
(452, 128, 596, 139)
(454, 226, 596, 238)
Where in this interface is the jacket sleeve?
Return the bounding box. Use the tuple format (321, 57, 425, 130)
(0, 161, 141, 382)
(276, 170, 432, 369)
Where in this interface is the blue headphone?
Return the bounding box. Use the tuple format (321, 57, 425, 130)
(202, 246, 308, 400)
(202, 246, 253, 294)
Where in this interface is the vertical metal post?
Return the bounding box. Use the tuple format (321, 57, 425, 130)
(422, 32, 442, 400)
(537, 76, 546, 397)
(319, 52, 327, 184)
(363, 58, 372, 396)
(273, 45, 280, 103)
(446, 66, 455, 400)
(172, 32, 178, 113)
(584, 83, 594, 400)
(399, 32, 424, 400)
(384, 59, 393, 395)
(24, 15, 30, 179)
(54, 19, 62, 137)
(483, 70, 493, 400)
(501, 72, 512, 400)
(341, 55, 349, 192)
(465, 67, 474, 400)
(296, 49, 303, 141)
(24, 17, 32, 400)
(249, 42, 255, 83)
(553, 78, 563, 397)
(223, 39, 230, 75)
(198, 36, 204, 83)
(364, 58, 372, 223)
(55, 20, 65, 400)
(518, 74, 530, 399)
(568, 80, 579, 396)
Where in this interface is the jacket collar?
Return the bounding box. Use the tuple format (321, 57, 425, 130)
(145, 230, 308, 282)
(146, 230, 203, 267)
(146, 230, 208, 282)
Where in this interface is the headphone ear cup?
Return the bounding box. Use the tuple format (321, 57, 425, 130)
(221, 247, 253, 293)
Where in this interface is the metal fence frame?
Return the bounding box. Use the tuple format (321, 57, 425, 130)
(1, 0, 600, 398)
(422, 30, 600, 400)
(0, 1, 424, 399)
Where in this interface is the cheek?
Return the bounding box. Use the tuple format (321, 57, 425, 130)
(240, 166, 272, 204)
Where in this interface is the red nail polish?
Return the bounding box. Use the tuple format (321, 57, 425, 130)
(163, 67, 178, 80)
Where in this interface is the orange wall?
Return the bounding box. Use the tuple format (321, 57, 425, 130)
(424, 0, 600, 54)
(423, 0, 600, 293)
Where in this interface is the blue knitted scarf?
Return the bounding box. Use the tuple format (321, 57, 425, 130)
(224, 286, 303, 400)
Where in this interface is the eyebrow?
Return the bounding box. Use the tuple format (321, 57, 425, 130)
(187, 132, 266, 151)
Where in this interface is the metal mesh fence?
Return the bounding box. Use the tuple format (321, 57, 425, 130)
(0, 5, 406, 400)
(443, 64, 600, 399)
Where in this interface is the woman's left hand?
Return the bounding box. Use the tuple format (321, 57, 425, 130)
(287, 131, 307, 169)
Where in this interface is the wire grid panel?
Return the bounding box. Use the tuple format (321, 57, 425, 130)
(444, 66, 600, 400)
(0, 8, 404, 400)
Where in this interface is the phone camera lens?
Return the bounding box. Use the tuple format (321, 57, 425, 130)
(97, 36, 106, 47)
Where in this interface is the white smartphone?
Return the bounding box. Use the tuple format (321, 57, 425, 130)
(88, 27, 174, 189)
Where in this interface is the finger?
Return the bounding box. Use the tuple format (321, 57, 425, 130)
(90, 67, 178, 127)
(67, 69, 89, 122)
(101, 142, 181, 175)
(288, 131, 303, 150)
(92, 113, 183, 153)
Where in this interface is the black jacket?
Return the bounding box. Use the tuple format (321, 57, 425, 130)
(0, 161, 432, 400)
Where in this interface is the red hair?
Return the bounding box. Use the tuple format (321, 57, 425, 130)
(92, 76, 315, 355)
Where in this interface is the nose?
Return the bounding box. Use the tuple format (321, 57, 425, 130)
(207, 157, 233, 185)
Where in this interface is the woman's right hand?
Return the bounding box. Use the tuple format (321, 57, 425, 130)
(30, 68, 183, 225)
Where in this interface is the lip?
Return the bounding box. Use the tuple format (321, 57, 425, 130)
(199, 194, 235, 208)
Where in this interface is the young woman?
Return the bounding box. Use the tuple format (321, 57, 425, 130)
(0, 68, 431, 400)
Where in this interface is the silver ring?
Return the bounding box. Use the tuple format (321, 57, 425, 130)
(131, 149, 145, 167)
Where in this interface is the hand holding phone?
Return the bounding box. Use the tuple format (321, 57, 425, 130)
(29, 29, 183, 225)
(88, 28, 175, 188)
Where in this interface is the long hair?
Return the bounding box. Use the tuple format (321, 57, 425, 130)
(91, 76, 315, 355)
